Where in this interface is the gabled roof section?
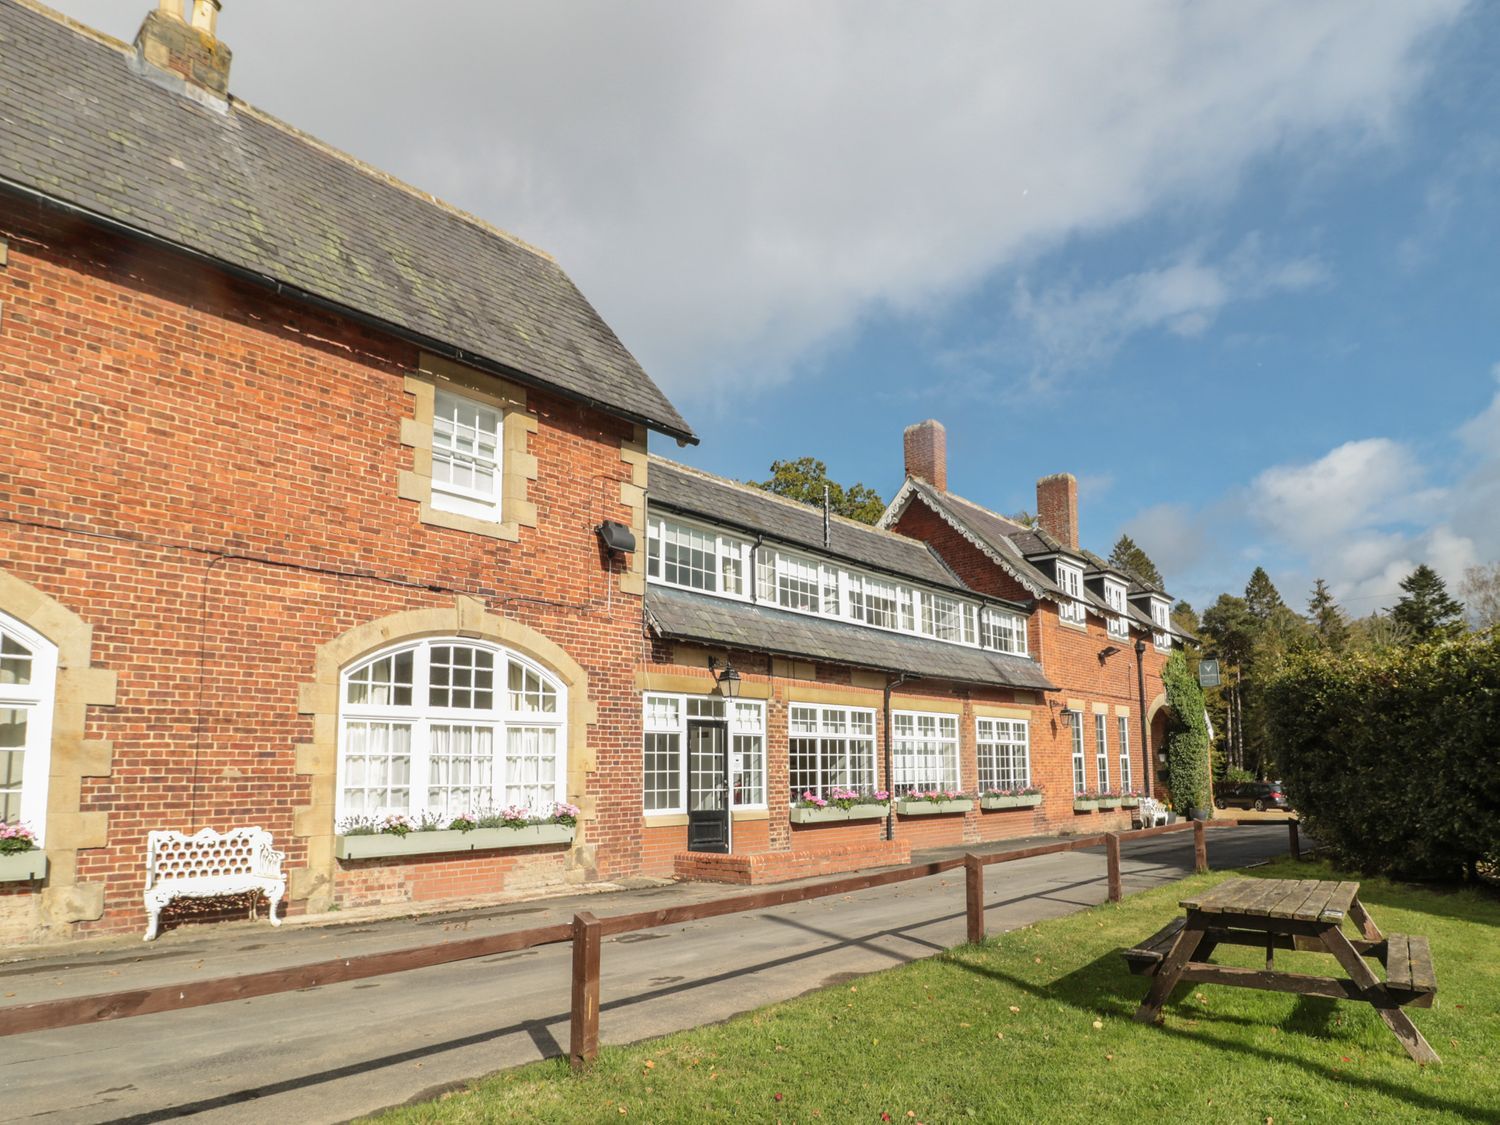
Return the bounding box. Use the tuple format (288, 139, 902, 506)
(0, 0, 695, 441)
(649, 458, 1031, 609)
(646, 586, 1056, 693)
(881, 478, 1058, 600)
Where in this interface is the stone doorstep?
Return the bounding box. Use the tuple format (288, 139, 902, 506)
(0, 876, 674, 966)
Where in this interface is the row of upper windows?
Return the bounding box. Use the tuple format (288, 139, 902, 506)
(644, 513, 1029, 656)
(422, 389, 1171, 655)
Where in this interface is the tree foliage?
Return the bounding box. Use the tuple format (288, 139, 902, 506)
(1307, 578, 1350, 653)
(1459, 562, 1500, 631)
(1244, 566, 1286, 623)
(1109, 534, 1162, 589)
(751, 458, 887, 525)
(1390, 564, 1466, 642)
(1161, 650, 1212, 814)
(1269, 634, 1500, 878)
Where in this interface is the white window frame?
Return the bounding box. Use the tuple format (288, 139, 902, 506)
(430, 387, 504, 522)
(641, 693, 767, 814)
(1094, 711, 1110, 791)
(1117, 714, 1133, 793)
(788, 702, 878, 802)
(1105, 580, 1130, 640)
(1057, 563, 1087, 627)
(646, 514, 751, 599)
(1070, 711, 1086, 795)
(0, 612, 57, 846)
(1152, 598, 1172, 651)
(980, 607, 1028, 656)
(336, 638, 567, 823)
(891, 710, 961, 791)
(976, 717, 1030, 791)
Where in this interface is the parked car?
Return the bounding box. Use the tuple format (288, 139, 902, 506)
(1214, 780, 1290, 812)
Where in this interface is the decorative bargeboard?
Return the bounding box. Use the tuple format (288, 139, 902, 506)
(143, 826, 286, 941)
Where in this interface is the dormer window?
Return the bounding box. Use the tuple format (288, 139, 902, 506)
(1105, 579, 1129, 640)
(1151, 598, 1172, 651)
(1057, 562, 1086, 626)
(646, 515, 750, 598)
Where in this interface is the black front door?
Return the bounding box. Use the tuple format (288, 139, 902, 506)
(686, 719, 730, 853)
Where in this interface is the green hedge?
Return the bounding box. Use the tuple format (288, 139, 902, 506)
(1267, 634, 1500, 879)
(1162, 650, 1212, 814)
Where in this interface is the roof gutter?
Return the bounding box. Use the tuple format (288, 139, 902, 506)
(0, 177, 699, 445)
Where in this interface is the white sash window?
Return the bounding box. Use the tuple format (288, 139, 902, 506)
(0, 614, 56, 845)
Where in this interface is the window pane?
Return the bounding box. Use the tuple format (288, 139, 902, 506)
(346, 649, 414, 707)
(0, 707, 27, 825)
(429, 645, 494, 710)
(644, 694, 681, 733)
(504, 726, 559, 810)
(978, 718, 1030, 791)
(432, 390, 502, 504)
(0, 631, 32, 686)
(508, 661, 557, 713)
(340, 721, 412, 816)
(662, 521, 716, 591)
(428, 724, 495, 818)
(644, 731, 682, 811)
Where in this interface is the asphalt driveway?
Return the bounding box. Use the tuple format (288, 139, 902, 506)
(0, 826, 1293, 1123)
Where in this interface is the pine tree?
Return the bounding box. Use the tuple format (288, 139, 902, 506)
(1307, 578, 1350, 652)
(1244, 566, 1286, 623)
(1109, 534, 1163, 589)
(1390, 564, 1466, 642)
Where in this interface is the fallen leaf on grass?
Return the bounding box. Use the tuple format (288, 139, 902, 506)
(773, 1093, 784, 1102)
(1009, 1005, 1020, 1013)
(1092, 1020, 1103, 1030)
(995, 1032, 1004, 1039)
(644, 1060, 655, 1069)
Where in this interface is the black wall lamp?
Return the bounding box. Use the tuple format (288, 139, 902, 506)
(709, 657, 742, 699)
(1057, 704, 1080, 727)
(596, 520, 636, 555)
(1098, 645, 1121, 663)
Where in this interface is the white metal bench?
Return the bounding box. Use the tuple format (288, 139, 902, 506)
(143, 826, 286, 941)
(1135, 797, 1169, 829)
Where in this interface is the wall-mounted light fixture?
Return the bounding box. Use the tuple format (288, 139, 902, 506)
(1098, 645, 1121, 663)
(1057, 704, 1080, 727)
(708, 657, 742, 699)
(595, 520, 636, 555)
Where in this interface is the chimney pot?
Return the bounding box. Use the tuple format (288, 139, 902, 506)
(191, 0, 221, 35)
(1036, 473, 1079, 551)
(902, 420, 948, 492)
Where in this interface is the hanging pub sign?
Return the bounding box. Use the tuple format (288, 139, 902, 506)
(1198, 658, 1222, 688)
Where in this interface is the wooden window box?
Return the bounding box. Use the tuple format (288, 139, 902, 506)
(1073, 798, 1101, 812)
(789, 805, 888, 825)
(895, 798, 974, 817)
(0, 850, 47, 882)
(335, 825, 574, 860)
(1097, 798, 1124, 810)
(979, 794, 1043, 811)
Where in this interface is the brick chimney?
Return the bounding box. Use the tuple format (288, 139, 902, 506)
(134, 1, 233, 102)
(1036, 473, 1079, 550)
(903, 420, 947, 492)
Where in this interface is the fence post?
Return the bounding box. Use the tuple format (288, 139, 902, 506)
(1106, 832, 1122, 903)
(569, 911, 601, 1072)
(965, 853, 985, 944)
(1193, 818, 1208, 874)
(1288, 819, 1301, 862)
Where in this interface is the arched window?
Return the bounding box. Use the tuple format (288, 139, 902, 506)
(0, 612, 57, 845)
(337, 639, 567, 824)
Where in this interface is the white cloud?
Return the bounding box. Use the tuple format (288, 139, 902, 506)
(48, 0, 1466, 399)
(1008, 236, 1328, 379)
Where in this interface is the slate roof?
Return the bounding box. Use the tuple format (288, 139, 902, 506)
(0, 0, 694, 441)
(646, 586, 1056, 693)
(649, 459, 1028, 606)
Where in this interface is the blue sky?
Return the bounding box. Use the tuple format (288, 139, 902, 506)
(52, 1, 1500, 613)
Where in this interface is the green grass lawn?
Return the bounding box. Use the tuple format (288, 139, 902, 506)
(372, 858, 1500, 1123)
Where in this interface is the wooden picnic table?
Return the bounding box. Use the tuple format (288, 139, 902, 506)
(1123, 877, 1439, 1063)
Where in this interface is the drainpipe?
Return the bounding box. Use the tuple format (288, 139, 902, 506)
(883, 672, 912, 840)
(1134, 638, 1152, 796)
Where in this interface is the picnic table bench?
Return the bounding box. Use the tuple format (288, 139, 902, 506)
(1122, 877, 1439, 1062)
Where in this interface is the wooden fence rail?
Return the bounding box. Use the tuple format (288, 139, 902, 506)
(0, 816, 1302, 1070)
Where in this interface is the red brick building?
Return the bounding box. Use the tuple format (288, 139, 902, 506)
(1, 2, 1189, 941)
(0, 0, 692, 940)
